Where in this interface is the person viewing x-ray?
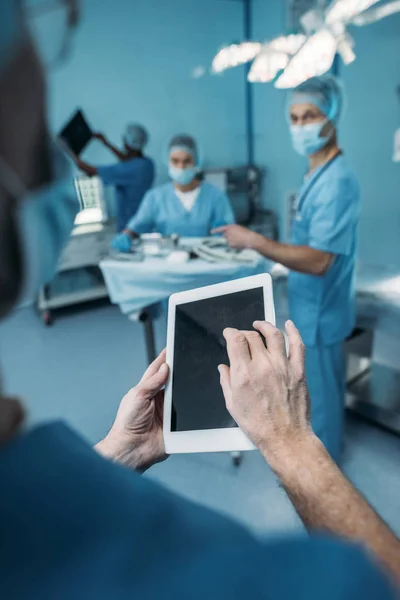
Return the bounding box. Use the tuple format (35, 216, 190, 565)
(71, 123, 155, 232)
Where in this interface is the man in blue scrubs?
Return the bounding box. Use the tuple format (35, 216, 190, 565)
(1, 3, 398, 598)
(111, 134, 234, 251)
(216, 76, 360, 462)
(73, 124, 155, 231)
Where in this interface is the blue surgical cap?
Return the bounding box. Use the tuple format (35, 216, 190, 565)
(168, 134, 199, 164)
(124, 124, 148, 150)
(288, 74, 345, 125)
(0, 1, 22, 73)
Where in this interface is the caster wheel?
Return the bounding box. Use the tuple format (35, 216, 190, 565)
(232, 452, 242, 467)
(42, 311, 53, 326)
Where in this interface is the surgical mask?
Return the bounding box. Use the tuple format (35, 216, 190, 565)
(169, 165, 198, 186)
(290, 120, 331, 156)
(0, 143, 78, 302)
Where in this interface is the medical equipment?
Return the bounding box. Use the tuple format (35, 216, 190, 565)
(203, 165, 272, 228)
(37, 176, 113, 325)
(74, 175, 108, 225)
(164, 274, 275, 454)
(193, 239, 257, 264)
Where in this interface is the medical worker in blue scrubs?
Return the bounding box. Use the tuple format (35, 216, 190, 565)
(216, 75, 360, 462)
(111, 134, 234, 251)
(0, 2, 398, 596)
(73, 124, 155, 231)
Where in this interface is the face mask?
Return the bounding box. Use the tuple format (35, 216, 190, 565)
(169, 165, 198, 186)
(0, 143, 78, 302)
(290, 120, 331, 156)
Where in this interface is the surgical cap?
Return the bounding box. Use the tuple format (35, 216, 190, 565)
(168, 134, 199, 164)
(289, 74, 345, 125)
(124, 124, 148, 151)
(0, 1, 22, 74)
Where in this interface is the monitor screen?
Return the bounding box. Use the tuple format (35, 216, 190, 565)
(171, 287, 265, 432)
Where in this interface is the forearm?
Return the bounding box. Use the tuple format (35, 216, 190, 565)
(250, 234, 330, 276)
(76, 159, 97, 177)
(263, 434, 400, 583)
(104, 141, 126, 161)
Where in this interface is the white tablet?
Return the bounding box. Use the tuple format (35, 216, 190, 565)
(164, 274, 275, 454)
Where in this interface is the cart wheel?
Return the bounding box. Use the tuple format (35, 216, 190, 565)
(231, 452, 242, 467)
(42, 311, 53, 327)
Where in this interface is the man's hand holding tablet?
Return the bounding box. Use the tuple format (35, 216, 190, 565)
(219, 320, 312, 468)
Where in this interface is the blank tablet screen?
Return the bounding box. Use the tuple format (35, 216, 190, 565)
(171, 287, 264, 432)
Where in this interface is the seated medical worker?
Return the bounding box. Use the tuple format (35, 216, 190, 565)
(111, 134, 235, 251)
(72, 124, 155, 232)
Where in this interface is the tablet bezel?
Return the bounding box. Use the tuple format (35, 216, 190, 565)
(163, 273, 275, 454)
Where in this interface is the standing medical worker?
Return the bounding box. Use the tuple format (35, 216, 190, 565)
(72, 124, 155, 231)
(111, 134, 234, 251)
(215, 75, 360, 461)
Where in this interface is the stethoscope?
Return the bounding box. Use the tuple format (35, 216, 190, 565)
(294, 150, 343, 216)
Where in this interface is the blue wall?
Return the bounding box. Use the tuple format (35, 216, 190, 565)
(50, 0, 248, 187)
(251, 1, 400, 266)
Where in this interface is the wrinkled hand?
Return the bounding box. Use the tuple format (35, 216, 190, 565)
(96, 350, 169, 472)
(218, 320, 312, 466)
(92, 132, 108, 145)
(212, 224, 260, 250)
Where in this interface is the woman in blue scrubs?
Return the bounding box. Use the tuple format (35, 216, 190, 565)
(111, 134, 234, 250)
(216, 75, 360, 461)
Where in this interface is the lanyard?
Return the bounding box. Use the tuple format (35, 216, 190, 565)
(296, 151, 342, 213)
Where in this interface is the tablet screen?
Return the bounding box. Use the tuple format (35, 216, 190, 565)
(171, 287, 264, 432)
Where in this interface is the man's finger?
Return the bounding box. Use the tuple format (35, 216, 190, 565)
(285, 320, 306, 370)
(140, 349, 167, 383)
(223, 328, 251, 366)
(211, 225, 229, 234)
(253, 321, 286, 357)
(218, 364, 232, 406)
(243, 330, 266, 358)
(138, 363, 169, 398)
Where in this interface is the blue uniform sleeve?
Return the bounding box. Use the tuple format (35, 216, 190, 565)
(125, 190, 155, 233)
(97, 160, 153, 186)
(308, 176, 359, 256)
(211, 191, 235, 229)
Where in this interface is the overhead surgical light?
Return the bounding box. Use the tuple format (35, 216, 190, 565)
(275, 28, 337, 88)
(248, 51, 289, 83)
(325, 0, 382, 26)
(212, 42, 261, 73)
(210, 0, 400, 88)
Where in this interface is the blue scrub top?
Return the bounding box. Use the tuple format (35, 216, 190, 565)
(97, 156, 155, 232)
(288, 155, 360, 347)
(0, 422, 394, 599)
(126, 181, 235, 237)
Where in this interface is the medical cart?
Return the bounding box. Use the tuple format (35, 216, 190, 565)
(37, 176, 115, 325)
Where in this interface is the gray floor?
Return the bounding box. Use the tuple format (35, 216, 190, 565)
(1, 302, 400, 538)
